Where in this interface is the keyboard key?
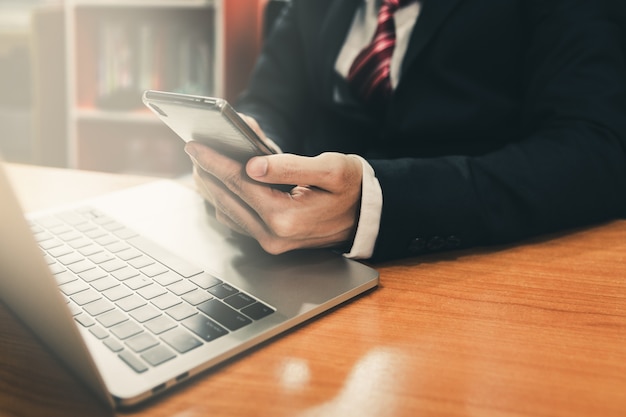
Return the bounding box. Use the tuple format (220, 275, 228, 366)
(84, 298, 115, 316)
(67, 259, 96, 274)
(54, 271, 76, 285)
(128, 235, 203, 278)
(128, 255, 154, 269)
(94, 234, 118, 247)
(119, 350, 148, 373)
(89, 252, 115, 265)
(198, 299, 251, 331)
(68, 237, 91, 249)
(151, 292, 181, 310)
(79, 268, 108, 282)
(190, 273, 222, 289)
(48, 245, 73, 258)
(166, 303, 197, 321)
(167, 280, 197, 296)
(78, 244, 103, 257)
(208, 283, 238, 299)
(182, 314, 228, 342)
(112, 266, 140, 281)
(89, 325, 109, 340)
(58, 252, 84, 266)
(126, 332, 159, 353)
(58, 230, 82, 242)
(103, 285, 133, 301)
(85, 228, 107, 240)
(75, 314, 95, 327)
(99, 258, 127, 273)
(75, 222, 98, 233)
(129, 304, 161, 323)
(68, 259, 95, 274)
(181, 289, 212, 306)
(137, 284, 167, 300)
(116, 247, 143, 261)
(40, 238, 63, 250)
(241, 302, 275, 320)
(140, 263, 169, 277)
(72, 289, 101, 305)
(114, 228, 138, 240)
(102, 221, 124, 232)
(116, 294, 147, 312)
(111, 321, 143, 340)
(141, 345, 176, 366)
(97, 309, 128, 328)
(105, 241, 130, 254)
(125, 276, 152, 290)
(153, 271, 183, 286)
(59, 280, 90, 296)
(224, 292, 256, 309)
(92, 214, 115, 226)
(103, 337, 124, 352)
(161, 327, 202, 353)
(91, 276, 120, 292)
(145, 315, 177, 335)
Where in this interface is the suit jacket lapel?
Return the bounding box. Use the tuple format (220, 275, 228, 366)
(401, 0, 465, 74)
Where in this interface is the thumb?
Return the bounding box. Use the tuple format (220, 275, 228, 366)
(246, 153, 361, 192)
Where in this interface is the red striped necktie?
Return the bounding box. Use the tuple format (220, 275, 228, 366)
(347, 0, 412, 106)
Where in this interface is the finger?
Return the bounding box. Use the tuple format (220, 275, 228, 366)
(187, 140, 292, 208)
(246, 153, 362, 192)
(185, 141, 242, 177)
(238, 113, 265, 140)
(239, 113, 282, 154)
(197, 163, 272, 238)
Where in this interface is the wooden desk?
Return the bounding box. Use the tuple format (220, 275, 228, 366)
(1, 163, 625, 417)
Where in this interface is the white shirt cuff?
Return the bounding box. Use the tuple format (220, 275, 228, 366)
(343, 155, 382, 259)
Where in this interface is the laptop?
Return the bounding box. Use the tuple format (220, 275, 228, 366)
(0, 162, 379, 408)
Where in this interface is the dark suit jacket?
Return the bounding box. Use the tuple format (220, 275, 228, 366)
(236, 0, 626, 262)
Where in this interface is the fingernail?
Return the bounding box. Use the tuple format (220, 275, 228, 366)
(247, 157, 268, 178)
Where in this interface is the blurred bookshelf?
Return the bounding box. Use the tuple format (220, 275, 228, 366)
(31, 0, 268, 177)
(0, 1, 38, 164)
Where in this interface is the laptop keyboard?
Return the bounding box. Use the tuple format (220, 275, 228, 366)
(30, 207, 275, 373)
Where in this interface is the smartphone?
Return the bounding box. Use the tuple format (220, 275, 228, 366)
(142, 90, 276, 161)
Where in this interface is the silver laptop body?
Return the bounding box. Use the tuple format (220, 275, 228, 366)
(0, 164, 379, 408)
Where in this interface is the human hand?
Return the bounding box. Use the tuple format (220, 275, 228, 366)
(238, 113, 282, 154)
(186, 143, 363, 254)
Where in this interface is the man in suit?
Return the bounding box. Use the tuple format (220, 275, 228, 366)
(184, 0, 626, 262)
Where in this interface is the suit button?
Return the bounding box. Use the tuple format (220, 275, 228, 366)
(408, 237, 426, 254)
(427, 236, 446, 251)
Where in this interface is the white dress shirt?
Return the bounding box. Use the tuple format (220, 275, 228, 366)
(336, 0, 421, 259)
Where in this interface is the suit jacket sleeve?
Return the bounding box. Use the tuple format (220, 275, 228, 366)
(237, 0, 626, 262)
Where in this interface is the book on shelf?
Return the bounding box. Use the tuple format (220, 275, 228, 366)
(94, 15, 214, 112)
